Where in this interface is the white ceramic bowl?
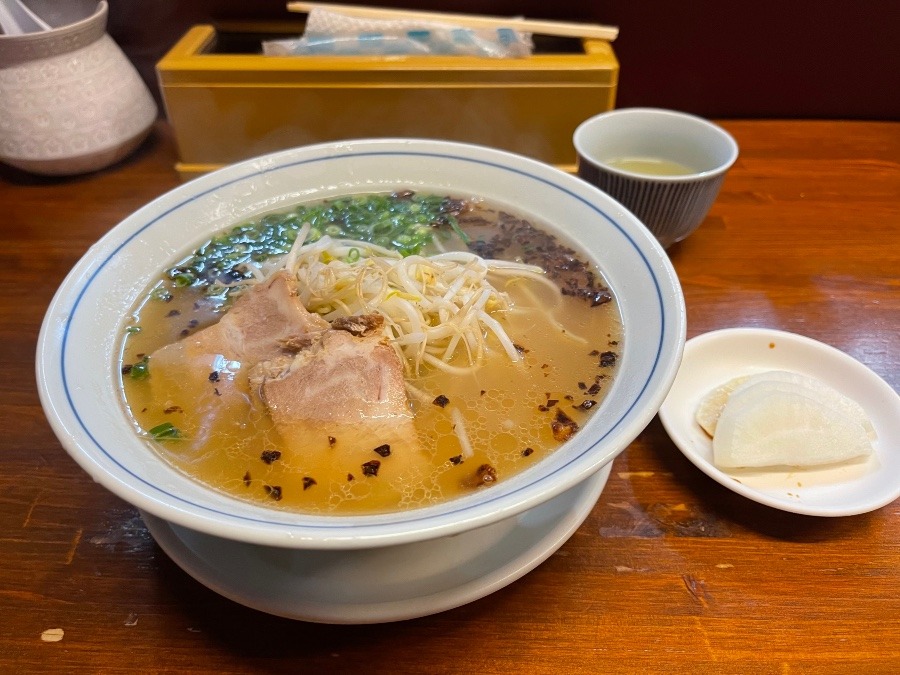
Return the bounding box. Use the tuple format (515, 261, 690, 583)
(37, 138, 686, 551)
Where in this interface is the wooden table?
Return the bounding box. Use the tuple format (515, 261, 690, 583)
(2, 121, 898, 673)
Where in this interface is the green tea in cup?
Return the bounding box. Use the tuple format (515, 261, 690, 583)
(604, 157, 695, 176)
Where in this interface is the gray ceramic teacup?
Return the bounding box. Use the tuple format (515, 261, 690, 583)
(574, 108, 738, 248)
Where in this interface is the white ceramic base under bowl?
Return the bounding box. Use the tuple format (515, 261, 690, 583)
(142, 463, 611, 624)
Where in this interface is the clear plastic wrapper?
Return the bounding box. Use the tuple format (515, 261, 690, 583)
(263, 8, 533, 58)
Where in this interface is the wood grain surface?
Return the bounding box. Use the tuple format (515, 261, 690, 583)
(1, 121, 898, 674)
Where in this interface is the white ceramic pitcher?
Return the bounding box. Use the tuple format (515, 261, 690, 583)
(0, 1, 157, 175)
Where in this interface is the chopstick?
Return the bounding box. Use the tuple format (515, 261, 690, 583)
(286, 2, 619, 41)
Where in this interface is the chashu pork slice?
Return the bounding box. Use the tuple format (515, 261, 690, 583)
(252, 327, 422, 476)
(145, 271, 329, 449)
(186, 270, 329, 364)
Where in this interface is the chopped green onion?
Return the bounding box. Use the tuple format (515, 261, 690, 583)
(446, 215, 470, 244)
(150, 287, 172, 302)
(148, 422, 181, 440)
(165, 192, 468, 293)
(125, 326, 142, 335)
(172, 272, 195, 287)
(129, 356, 150, 380)
(346, 247, 360, 263)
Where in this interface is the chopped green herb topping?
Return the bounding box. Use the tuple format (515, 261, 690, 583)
(129, 356, 150, 380)
(148, 422, 181, 440)
(164, 192, 467, 290)
(150, 287, 172, 302)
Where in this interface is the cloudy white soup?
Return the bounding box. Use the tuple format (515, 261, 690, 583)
(120, 191, 622, 515)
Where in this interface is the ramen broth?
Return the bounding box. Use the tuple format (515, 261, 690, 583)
(120, 194, 622, 515)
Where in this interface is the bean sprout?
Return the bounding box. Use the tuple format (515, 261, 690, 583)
(275, 236, 548, 375)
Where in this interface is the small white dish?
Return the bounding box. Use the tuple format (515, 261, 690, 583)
(659, 328, 900, 516)
(142, 464, 611, 624)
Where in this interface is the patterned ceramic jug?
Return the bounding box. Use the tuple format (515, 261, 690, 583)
(0, 1, 156, 175)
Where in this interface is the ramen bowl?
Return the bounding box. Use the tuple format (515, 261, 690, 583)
(37, 138, 685, 620)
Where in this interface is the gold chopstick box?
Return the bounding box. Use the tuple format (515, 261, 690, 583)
(156, 23, 618, 179)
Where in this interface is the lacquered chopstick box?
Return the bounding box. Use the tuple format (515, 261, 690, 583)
(156, 22, 619, 179)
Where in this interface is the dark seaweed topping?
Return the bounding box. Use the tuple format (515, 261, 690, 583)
(514, 343, 527, 355)
(163, 406, 183, 414)
(347, 473, 355, 481)
(303, 477, 317, 490)
(263, 485, 282, 501)
(362, 460, 381, 477)
(465, 211, 612, 308)
(588, 383, 602, 396)
(373, 444, 391, 457)
(219, 268, 245, 284)
(538, 395, 561, 413)
(260, 449, 282, 464)
(208, 371, 220, 382)
(599, 351, 617, 368)
(551, 409, 579, 442)
(166, 309, 181, 317)
(475, 464, 498, 486)
(328, 436, 337, 446)
(432, 394, 450, 408)
(449, 455, 464, 465)
(243, 471, 251, 486)
(522, 447, 534, 457)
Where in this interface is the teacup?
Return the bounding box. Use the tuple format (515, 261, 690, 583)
(573, 108, 738, 248)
